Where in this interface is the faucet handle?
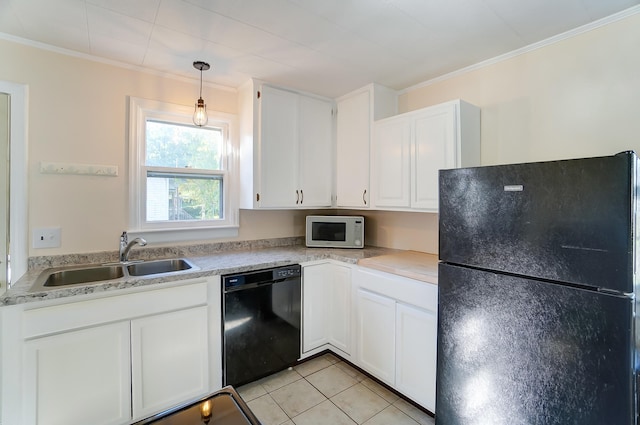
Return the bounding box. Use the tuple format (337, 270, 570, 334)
(120, 231, 128, 244)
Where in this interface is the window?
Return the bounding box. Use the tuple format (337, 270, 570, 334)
(129, 97, 238, 242)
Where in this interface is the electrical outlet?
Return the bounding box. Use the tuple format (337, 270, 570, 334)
(33, 227, 61, 249)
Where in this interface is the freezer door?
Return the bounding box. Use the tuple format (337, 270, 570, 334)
(436, 263, 636, 425)
(439, 152, 636, 293)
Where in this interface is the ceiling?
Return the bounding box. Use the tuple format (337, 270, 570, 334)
(0, 0, 638, 98)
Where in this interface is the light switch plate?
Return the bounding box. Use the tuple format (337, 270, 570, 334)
(33, 227, 61, 249)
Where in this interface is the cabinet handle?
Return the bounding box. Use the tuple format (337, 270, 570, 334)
(296, 190, 299, 205)
(363, 189, 367, 205)
(300, 189, 304, 204)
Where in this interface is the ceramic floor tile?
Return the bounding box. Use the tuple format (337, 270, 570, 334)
(331, 383, 390, 424)
(270, 378, 326, 417)
(246, 394, 290, 425)
(258, 368, 303, 393)
(294, 356, 334, 377)
(321, 352, 341, 364)
(363, 405, 420, 425)
(237, 381, 268, 402)
(361, 378, 400, 404)
(393, 399, 435, 425)
(334, 361, 368, 382)
(292, 399, 357, 425)
(306, 364, 359, 398)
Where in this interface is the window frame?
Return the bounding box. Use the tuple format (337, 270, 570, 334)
(128, 97, 239, 243)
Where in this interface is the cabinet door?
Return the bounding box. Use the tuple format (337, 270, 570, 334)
(302, 264, 330, 352)
(336, 90, 370, 208)
(258, 85, 299, 207)
(372, 117, 411, 208)
(328, 264, 352, 354)
(131, 306, 209, 420)
(356, 288, 395, 385)
(412, 103, 456, 210)
(395, 302, 438, 412)
(299, 96, 333, 207)
(23, 322, 131, 425)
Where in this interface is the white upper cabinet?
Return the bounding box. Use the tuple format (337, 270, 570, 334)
(371, 99, 480, 212)
(239, 80, 333, 209)
(335, 84, 397, 208)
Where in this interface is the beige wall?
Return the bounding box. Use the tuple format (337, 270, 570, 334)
(1, 11, 637, 257)
(399, 12, 640, 165)
(0, 39, 310, 255)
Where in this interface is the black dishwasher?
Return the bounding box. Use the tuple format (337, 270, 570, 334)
(222, 265, 301, 387)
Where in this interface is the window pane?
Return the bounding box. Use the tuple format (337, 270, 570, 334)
(146, 173, 223, 222)
(146, 120, 223, 170)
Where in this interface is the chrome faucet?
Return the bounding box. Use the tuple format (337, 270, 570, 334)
(119, 231, 147, 262)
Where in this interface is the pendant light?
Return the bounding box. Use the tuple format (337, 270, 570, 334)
(192, 61, 210, 127)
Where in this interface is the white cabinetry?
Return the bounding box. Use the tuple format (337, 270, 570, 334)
(355, 288, 396, 385)
(131, 306, 209, 419)
(353, 267, 438, 412)
(302, 262, 352, 358)
(372, 99, 480, 211)
(3, 278, 220, 425)
(23, 322, 131, 425)
(395, 302, 437, 410)
(239, 80, 333, 209)
(335, 84, 397, 208)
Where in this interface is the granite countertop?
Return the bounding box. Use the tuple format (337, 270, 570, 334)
(1, 243, 400, 306)
(357, 250, 439, 284)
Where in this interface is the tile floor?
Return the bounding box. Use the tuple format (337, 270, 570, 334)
(237, 353, 436, 425)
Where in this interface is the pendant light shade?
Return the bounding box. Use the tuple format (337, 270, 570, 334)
(193, 61, 210, 127)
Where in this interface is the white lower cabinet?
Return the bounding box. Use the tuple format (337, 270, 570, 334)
(302, 262, 352, 357)
(355, 288, 396, 385)
(23, 322, 131, 425)
(5, 277, 219, 425)
(131, 306, 209, 420)
(354, 267, 438, 412)
(395, 302, 438, 411)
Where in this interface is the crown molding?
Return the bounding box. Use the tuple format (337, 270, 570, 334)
(0, 32, 237, 93)
(399, 5, 640, 94)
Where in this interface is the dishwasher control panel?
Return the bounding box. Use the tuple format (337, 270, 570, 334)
(273, 266, 301, 280)
(223, 264, 301, 291)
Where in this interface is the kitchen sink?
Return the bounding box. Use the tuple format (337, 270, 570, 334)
(127, 259, 194, 276)
(30, 258, 198, 292)
(42, 265, 125, 287)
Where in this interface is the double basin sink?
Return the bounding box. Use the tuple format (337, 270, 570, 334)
(30, 259, 197, 292)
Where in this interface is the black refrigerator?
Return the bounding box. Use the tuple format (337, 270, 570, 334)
(437, 151, 638, 425)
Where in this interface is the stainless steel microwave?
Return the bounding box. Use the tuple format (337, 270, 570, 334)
(305, 215, 364, 248)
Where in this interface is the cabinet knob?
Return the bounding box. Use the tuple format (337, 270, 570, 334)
(296, 190, 299, 204)
(363, 189, 367, 205)
(300, 190, 304, 204)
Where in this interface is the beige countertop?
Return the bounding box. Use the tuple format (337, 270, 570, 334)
(357, 250, 439, 284)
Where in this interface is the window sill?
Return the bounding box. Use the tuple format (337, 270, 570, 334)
(127, 225, 240, 245)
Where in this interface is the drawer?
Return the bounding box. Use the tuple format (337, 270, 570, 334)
(354, 267, 437, 312)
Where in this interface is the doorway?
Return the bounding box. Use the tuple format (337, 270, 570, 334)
(0, 81, 28, 295)
(0, 93, 8, 294)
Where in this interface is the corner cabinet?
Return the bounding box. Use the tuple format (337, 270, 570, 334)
(239, 80, 333, 209)
(335, 84, 397, 208)
(2, 277, 221, 425)
(371, 99, 480, 211)
(302, 262, 353, 359)
(353, 266, 438, 412)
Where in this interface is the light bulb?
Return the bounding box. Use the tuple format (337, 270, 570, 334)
(193, 97, 208, 127)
